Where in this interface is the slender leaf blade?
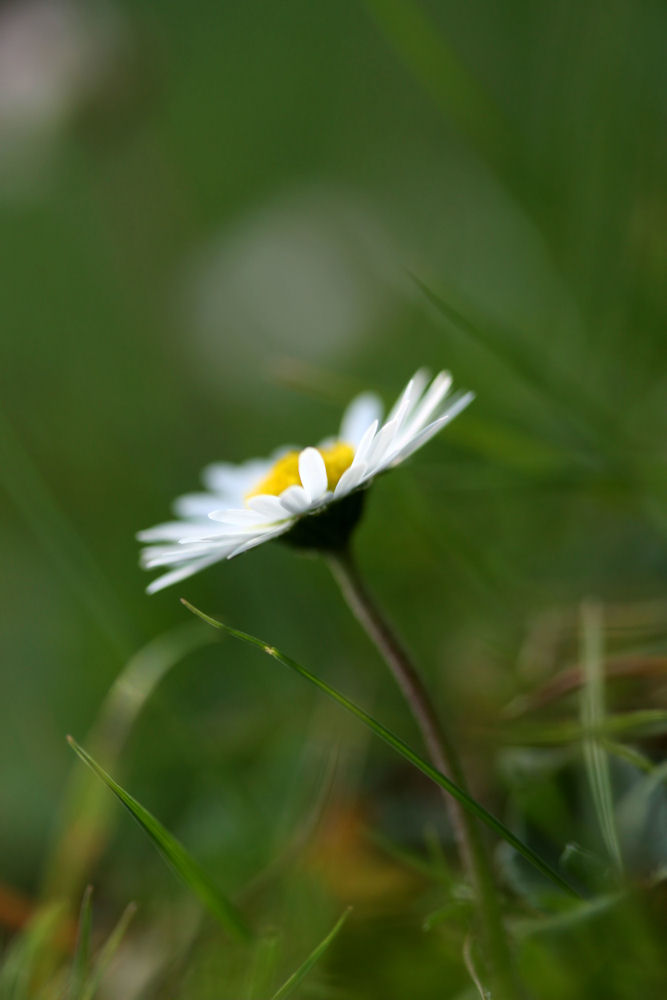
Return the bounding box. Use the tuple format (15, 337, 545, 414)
(45, 622, 217, 907)
(580, 601, 623, 874)
(497, 709, 667, 745)
(269, 908, 351, 1000)
(181, 600, 578, 897)
(66, 885, 93, 1000)
(0, 903, 64, 1000)
(81, 902, 137, 1000)
(66, 736, 251, 940)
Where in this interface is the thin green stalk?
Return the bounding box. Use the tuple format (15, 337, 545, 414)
(67, 736, 251, 941)
(269, 908, 351, 1000)
(325, 546, 519, 999)
(580, 600, 623, 875)
(180, 599, 575, 896)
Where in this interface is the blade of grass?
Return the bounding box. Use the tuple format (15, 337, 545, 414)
(462, 933, 489, 1000)
(601, 741, 655, 774)
(580, 600, 623, 874)
(36, 625, 218, 993)
(269, 908, 351, 1000)
(181, 599, 578, 897)
(80, 902, 137, 1000)
(615, 759, 667, 862)
(509, 892, 624, 939)
(66, 886, 93, 1000)
(245, 933, 280, 1000)
(44, 622, 217, 903)
(495, 709, 667, 745)
(413, 276, 615, 447)
(0, 903, 64, 1000)
(66, 736, 251, 941)
(363, 0, 508, 160)
(0, 407, 133, 658)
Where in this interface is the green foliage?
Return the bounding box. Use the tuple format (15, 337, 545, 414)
(65, 886, 93, 1000)
(0, 895, 135, 1000)
(66, 737, 251, 941)
(182, 600, 576, 898)
(0, 904, 64, 1000)
(269, 908, 351, 1000)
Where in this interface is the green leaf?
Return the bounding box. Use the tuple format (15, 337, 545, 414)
(66, 886, 93, 1000)
(66, 736, 251, 941)
(44, 622, 217, 906)
(269, 908, 351, 1000)
(413, 277, 614, 448)
(362, 0, 507, 159)
(0, 408, 132, 659)
(0, 903, 64, 1000)
(80, 902, 137, 1000)
(510, 892, 624, 939)
(497, 710, 667, 745)
(181, 600, 578, 898)
(615, 760, 667, 871)
(559, 842, 612, 892)
(579, 601, 623, 874)
(602, 741, 655, 774)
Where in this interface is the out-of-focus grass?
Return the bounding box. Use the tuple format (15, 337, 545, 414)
(1, 0, 665, 996)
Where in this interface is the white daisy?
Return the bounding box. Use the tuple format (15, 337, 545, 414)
(138, 370, 474, 593)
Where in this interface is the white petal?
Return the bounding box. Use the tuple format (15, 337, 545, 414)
(246, 494, 292, 520)
(178, 526, 260, 542)
(309, 489, 334, 511)
(334, 461, 368, 498)
(400, 371, 452, 442)
(175, 529, 251, 545)
(201, 461, 241, 491)
(364, 417, 400, 471)
(390, 391, 475, 466)
(351, 418, 378, 465)
(298, 447, 328, 502)
(208, 507, 268, 526)
(141, 543, 195, 567)
(385, 369, 429, 424)
(146, 553, 227, 594)
(141, 536, 239, 567)
(385, 384, 415, 435)
(203, 459, 270, 502)
(340, 392, 383, 446)
(173, 492, 221, 519)
(137, 521, 210, 543)
(227, 524, 293, 558)
(279, 484, 312, 514)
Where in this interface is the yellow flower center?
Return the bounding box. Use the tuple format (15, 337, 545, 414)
(247, 442, 355, 500)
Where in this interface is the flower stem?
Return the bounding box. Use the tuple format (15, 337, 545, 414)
(326, 545, 518, 998)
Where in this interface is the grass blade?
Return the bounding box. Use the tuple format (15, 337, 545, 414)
(66, 886, 93, 1000)
(0, 408, 133, 658)
(80, 902, 137, 1000)
(66, 736, 251, 940)
(363, 0, 506, 158)
(0, 903, 64, 1000)
(181, 600, 578, 897)
(580, 601, 623, 874)
(413, 277, 614, 446)
(45, 622, 217, 904)
(269, 908, 351, 1000)
(496, 709, 667, 746)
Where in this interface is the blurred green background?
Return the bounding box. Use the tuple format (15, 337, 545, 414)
(1, 0, 666, 997)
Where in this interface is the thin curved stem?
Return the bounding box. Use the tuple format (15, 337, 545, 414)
(326, 545, 519, 999)
(327, 548, 470, 863)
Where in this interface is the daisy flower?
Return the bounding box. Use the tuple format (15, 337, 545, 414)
(138, 370, 474, 593)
